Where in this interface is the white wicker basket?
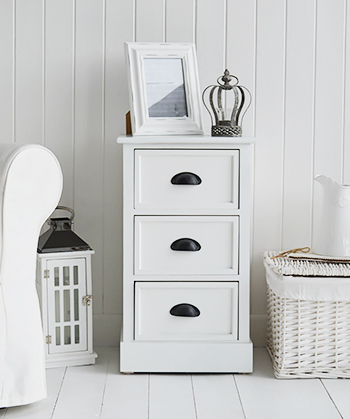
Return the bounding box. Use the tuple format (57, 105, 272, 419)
(267, 284, 350, 378)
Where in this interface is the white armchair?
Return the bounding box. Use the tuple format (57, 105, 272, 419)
(0, 144, 62, 407)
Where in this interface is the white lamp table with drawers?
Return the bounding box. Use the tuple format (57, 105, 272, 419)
(117, 135, 254, 373)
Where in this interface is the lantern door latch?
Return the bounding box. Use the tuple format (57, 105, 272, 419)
(44, 269, 50, 279)
(82, 295, 93, 306)
(46, 335, 52, 344)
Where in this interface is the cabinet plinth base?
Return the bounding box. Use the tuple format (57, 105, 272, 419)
(120, 339, 253, 373)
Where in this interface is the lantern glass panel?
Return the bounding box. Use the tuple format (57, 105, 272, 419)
(75, 325, 80, 344)
(55, 291, 60, 322)
(73, 265, 79, 285)
(63, 266, 70, 285)
(56, 327, 61, 345)
(64, 326, 71, 345)
(63, 290, 70, 321)
(54, 267, 59, 286)
(74, 289, 79, 321)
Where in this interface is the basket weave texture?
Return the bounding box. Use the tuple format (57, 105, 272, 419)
(267, 285, 350, 378)
(266, 252, 350, 379)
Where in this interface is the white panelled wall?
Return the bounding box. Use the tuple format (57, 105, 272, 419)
(0, 0, 349, 346)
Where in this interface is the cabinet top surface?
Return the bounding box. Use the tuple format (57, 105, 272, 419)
(116, 135, 255, 145)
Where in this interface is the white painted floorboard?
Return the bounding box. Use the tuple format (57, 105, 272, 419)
(3, 368, 65, 419)
(322, 379, 350, 419)
(100, 348, 148, 419)
(149, 374, 196, 419)
(191, 374, 245, 418)
(236, 349, 341, 419)
(2, 347, 350, 419)
(51, 350, 109, 419)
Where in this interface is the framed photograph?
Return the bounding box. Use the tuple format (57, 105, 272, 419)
(125, 42, 203, 136)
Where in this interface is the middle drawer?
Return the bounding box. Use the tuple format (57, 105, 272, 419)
(134, 216, 239, 275)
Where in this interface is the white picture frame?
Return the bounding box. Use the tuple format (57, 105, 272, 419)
(125, 42, 203, 136)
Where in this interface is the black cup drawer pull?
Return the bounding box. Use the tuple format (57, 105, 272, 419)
(170, 238, 201, 252)
(171, 172, 202, 185)
(170, 303, 200, 317)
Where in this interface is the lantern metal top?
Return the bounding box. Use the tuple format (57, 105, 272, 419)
(202, 69, 251, 137)
(37, 206, 92, 253)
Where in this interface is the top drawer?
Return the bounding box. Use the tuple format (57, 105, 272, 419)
(134, 149, 239, 210)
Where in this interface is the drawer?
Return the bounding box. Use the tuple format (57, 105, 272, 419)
(134, 216, 239, 275)
(134, 149, 239, 210)
(134, 282, 239, 341)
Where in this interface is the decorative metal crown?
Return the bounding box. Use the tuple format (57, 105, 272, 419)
(202, 69, 252, 137)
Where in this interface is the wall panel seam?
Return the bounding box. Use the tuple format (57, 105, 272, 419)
(223, 0, 226, 70)
(42, 0, 46, 147)
(310, 0, 317, 244)
(253, 0, 257, 138)
(163, 0, 166, 42)
(133, 0, 136, 42)
(134, 0, 137, 41)
(12, 0, 16, 143)
(193, 0, 197, 46)
(341, 0, 348, 184)
(102, 0, 107, 314)
(224, 0, 228, 69)
(194, 0, 197, 46)
(250, 0, 258, 263)
(281, 0, 288, 249)
(72, 0, 77, 211)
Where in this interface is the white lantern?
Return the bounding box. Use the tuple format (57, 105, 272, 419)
(36, 207, 97, 368)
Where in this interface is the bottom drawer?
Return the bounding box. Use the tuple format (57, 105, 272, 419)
(134, 282, 238, 341)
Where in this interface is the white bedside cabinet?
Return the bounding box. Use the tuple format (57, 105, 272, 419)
(117, 135, 254, 373)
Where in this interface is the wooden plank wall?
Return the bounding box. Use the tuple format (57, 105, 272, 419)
(0, 0, 348, 345)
